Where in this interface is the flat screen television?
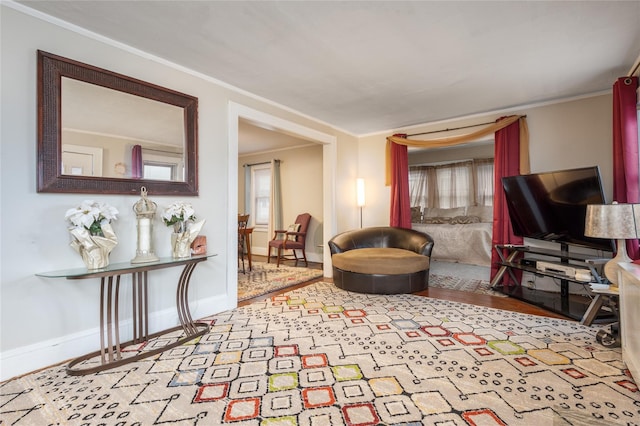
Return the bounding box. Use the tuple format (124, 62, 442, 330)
(501, 166, 614, 252)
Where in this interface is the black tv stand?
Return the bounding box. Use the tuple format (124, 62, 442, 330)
(490, 244, 611, 321)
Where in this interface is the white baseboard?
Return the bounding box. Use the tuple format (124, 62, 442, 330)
(0, 294, 231, 382)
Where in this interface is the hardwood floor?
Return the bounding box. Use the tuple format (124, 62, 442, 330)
(240, 256, 570, 320)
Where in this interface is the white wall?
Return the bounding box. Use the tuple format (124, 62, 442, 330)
(358, 94, 614, 227)
(0, 5, 355, 380)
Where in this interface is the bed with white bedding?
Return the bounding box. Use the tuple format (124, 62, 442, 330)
(411, 206, 493, 267)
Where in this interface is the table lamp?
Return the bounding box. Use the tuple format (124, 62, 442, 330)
(584, 202, 639, 285)
(131, 186, 160, 264)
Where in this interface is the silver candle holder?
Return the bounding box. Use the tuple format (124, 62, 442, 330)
(131, 186, 160, 264)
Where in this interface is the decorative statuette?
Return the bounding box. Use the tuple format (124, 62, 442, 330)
(131, 187, 159, 264)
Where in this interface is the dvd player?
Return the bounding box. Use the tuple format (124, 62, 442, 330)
(536, 261, 591, 281)
(537, 261, 577, 276)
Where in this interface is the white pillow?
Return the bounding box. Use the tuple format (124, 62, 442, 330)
(286, 223, 301, 241)
(431, 207, 467, 218)
(423, 207, 438, 218)
(467, 206, 493, 223)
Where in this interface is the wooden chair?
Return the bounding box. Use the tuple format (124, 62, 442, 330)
(268, 213, 311, 267)
(238, 214, 250, 273)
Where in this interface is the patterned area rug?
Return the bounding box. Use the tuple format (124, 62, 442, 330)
(238, 261, 323, 301)
(430, 273, 508, 297)
(2, 282, 638, 425)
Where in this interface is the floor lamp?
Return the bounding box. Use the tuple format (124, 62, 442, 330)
(357, 178, 365, 228)
(584, 202, 640, 286)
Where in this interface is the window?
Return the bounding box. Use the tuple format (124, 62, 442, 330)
(251, 165, 271, 228)
(142, 149, 184, 181)
(409, 158, 494, 210)
(434, 161, 473, 208)
(144, 162, 176, 181)
(473, 158, 494, 206)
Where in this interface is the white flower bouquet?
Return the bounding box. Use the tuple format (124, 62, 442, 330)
(162, 201, 204, 258)
(162, 201, 196, 231)
(65, 200, 119, 269)
(65, 200, 119, 236)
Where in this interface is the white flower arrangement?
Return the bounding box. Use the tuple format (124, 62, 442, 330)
(162, 201, 196, 227)
(65, 200, 119, 236)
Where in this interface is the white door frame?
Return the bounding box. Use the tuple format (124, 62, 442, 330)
(228, 102, 337, 300)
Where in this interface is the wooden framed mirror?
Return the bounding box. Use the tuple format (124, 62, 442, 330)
(37, 50, 198, 195)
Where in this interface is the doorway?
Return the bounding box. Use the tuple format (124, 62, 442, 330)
(228, 103, 337, 300)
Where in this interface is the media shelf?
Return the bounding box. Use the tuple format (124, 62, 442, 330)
(490, 244, 611, 321)
(496, 285, 596, 320)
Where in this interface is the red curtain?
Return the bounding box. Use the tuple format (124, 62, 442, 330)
(612, 76, 639, 260)
(389, 135, 411, 228)
(490, 118, 524, 282)
(132, 144, 143, 179)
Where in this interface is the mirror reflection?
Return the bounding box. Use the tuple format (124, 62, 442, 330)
(61, 78, 185, 181)
(37, 50, 198, 195)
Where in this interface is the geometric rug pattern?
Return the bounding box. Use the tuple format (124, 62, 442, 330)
(1, 281, 638, 425)
(238, 261, 323, 301)
(429, 273, 509, 297)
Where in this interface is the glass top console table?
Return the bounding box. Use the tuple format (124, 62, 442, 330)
(37, 254, 216, 375)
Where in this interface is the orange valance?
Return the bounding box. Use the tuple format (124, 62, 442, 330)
(386, 115, 529, 185)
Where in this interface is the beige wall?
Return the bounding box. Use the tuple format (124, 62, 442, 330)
(409, 142, 494, 165)
(358, 94, 614, 227)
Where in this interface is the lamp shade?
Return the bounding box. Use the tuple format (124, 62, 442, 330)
(584, 203, 639, 285)
(356, 178, 365, 207)
(584, 203, 639, 239)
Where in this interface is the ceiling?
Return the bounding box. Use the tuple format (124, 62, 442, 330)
(238, 118, 320, 156)
(15, 1, 640, 153)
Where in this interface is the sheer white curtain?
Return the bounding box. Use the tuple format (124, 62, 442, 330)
(409, 158, 493, 209)
(473, 158, 494, 206)
(435, 160, 473, 208)
(243, 165, 251, 214)
(409, 166, 428, 208)
(268, 159, 282, 240)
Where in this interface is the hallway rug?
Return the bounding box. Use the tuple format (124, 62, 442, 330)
(2, 281, 638, 425)
(430, 273, 508, 297)
(238, 261, 323, 301)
